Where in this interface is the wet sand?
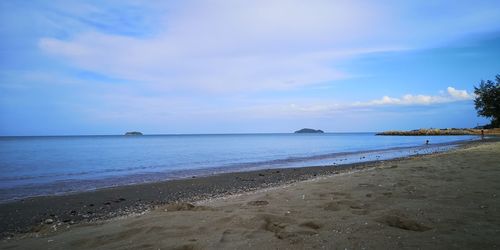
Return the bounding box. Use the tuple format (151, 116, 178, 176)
(1, 140, 500, 249)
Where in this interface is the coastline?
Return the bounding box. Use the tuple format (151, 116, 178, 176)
(0, 138, 473, 203)
(0, 155, 408, 237)
(1, 138, 499, 248)
(0, 137, 495, 239)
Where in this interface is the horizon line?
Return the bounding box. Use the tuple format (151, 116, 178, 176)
(0, 131, 384, 137)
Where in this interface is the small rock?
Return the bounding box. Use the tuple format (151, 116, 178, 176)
(44, 219, 54, 224)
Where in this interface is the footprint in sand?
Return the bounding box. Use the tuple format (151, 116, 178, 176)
(393, 179, 411, 187)
(173, 244, 197, 250)
(332, 191, 349, 196)
(323, 201, 341, 211)
(376, 214, 432, 232)
(219, 229, 246, 243)
(299, 221, 322, 230)
(322, 199, 370, 215)
(247, 200, 269, 206)
(255, 214, 318, 242)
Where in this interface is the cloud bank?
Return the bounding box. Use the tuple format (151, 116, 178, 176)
(38, 0, 500, 92)
(252, 87, 477, 118)
(359, 87, 474, 106)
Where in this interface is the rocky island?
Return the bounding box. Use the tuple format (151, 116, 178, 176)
(124, 131, 143, 136)
(294, 128, 324, 133)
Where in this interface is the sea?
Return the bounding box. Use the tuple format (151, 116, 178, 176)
(0, 133, 478, 202)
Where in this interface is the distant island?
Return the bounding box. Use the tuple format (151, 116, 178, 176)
(124, 131, 143, 136)
(377, 128, 500, 136)
(294, 128, 324, 133)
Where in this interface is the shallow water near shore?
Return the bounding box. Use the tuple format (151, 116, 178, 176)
(0, 133, 478, 202)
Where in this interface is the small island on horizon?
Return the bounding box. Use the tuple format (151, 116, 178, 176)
(294, 128, 324, 133)
(124, 131, 143, 136)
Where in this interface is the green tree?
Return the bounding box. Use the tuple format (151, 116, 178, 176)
(474, 75, 500, 128)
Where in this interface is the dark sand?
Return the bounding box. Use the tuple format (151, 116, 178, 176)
(1, 139, 499, 249)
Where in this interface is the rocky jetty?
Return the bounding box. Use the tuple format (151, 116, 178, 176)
(376, 128, 500, 136)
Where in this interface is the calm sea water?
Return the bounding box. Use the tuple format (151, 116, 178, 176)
(0, 133, 478, 202)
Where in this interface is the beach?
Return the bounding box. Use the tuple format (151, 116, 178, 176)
(1, 139, 499, 249)
(2, 1, 499, 249)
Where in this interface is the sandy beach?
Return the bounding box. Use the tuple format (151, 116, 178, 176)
(1, 140, 500, 249)
(2, 1, 499, 249)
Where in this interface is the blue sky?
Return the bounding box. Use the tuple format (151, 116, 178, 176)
(1, 0, 500, 135)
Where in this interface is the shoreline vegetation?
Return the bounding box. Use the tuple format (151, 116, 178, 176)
(1, 138, 499, 248)
(377, 128, 500, 136)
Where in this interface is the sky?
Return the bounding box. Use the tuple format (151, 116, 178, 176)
(1, 0, 500, 135)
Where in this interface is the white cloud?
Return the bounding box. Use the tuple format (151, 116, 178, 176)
(38, 1, 500, 92)
(447, 87, 474, 100)
(357, 87, 474, 106)
(361, 94, 445, 106)
(237, 86, 475, 118)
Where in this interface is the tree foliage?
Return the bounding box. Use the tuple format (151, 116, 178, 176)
(474, 75, 500, 128)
